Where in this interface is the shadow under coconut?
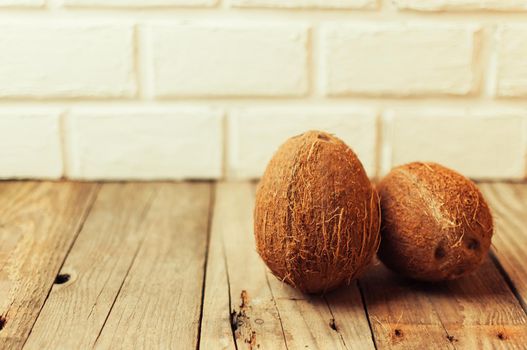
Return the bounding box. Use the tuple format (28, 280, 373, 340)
(350, 256, 521, 312)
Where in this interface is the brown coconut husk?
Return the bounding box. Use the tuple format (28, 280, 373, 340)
(377, 162, 494, 282)
(254, 130, 381, 294)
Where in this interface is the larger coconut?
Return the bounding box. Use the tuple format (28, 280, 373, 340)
(378, 162, 494, 281)
(254, 130, 381, 294)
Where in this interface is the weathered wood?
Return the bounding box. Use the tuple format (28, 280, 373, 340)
(426, 258, 527, 349)
(0, 182, 98, 350)
(360, 181, 527, 349)
(198, 184, 236, 350)
(479, 183, 527, 309)
(324, 281, 379, 349)
(24, 183, 158, 349)
(93, 183, 212, 350)
(360, 261, 455, 350)
(200, 182, 287, 350)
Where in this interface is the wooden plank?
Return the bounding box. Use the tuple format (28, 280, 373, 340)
(360, 261, 456, 350)
(200, 182, 287, 350)
(267, 273, 376, 350)
(426, 258, 527, 349)
(0, 181, 98, 350)
(24, 183, 158, 350)
(361, 184, 527, 350)
(93, 183, 212, 350)
(479, 182, 527, 309)
(201, 182, 375, 350)
(324, 281, 380, 349)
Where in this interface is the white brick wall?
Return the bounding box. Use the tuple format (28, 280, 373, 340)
(66, 108, 223, 180)
(0, 0, 43, 6)
(0, 109, 62, 179)
(65, 0, 217, 7)
(149, 23, 309, 97)
(382, 109, 527, 179)
(322, 24, 478, 96)
(393, 0, 527, 11)
(0, 2, 525, 180)
(228, 107, 377, 179)
(495, 25, 527, 97)
(0, 23, 136, 99)
(230, 0, 376, 9)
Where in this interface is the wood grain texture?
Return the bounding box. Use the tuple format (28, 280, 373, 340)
(93, 183, 212, 350)
(0, 182, 98, 350)
(24, 183, 158, 350)
(479, 183, 527, 309)
(425, 258, 527, 349)
(360, 261, 455, 350)
(200, 182, 287, 350)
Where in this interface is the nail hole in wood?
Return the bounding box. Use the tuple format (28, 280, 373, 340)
(394, 329, 403, 337)
(497, 332, 507, 340)
(0, 316, 6, 331)
(329, 318, 337, 331)
(446, 335, 457, 343)
(54, 273, 70, 285)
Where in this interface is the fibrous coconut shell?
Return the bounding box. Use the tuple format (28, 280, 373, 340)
(254, 130, 381, 293)
(378, 162, 494, 281)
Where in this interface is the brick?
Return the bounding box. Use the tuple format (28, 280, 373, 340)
(0, 109, 62, 179)
(393, 0, 527, 11)
(230, 0, 376, 9)
(228, 107, 377, 179)
(65, 108, 223, 180)
(0, 0, 44, 6)
(382, 109, 527, 179)
(0, 23, 135, 99)
(322, 24, 478, 96)
(495, 25, 527, 97)
(149, 23, 308, 97)
(64, 0, 216, 7)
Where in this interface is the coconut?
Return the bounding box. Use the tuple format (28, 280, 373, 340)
(377, 162, 494, 281)
(254, 130, 381, 294)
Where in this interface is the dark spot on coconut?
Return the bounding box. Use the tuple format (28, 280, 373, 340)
(467, 239, 480, 250)
(497, 332, 507, 340)
(317, 133, 330, 141)
(329, 318, 337, 331)
(0, 316, 5, 331)
(54, 273, 70, 285)
(434, 245, 446, 260)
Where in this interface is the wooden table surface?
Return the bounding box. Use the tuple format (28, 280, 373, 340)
(0, 181, 526, 349)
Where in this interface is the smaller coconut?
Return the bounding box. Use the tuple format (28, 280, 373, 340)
(254, 130, 381, 293)
(377, 162, 493, 281)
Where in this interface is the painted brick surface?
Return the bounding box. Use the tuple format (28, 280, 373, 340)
(322, 24, 478, 96)
(382, 109, 527, 179)
(495, 25, 527, 97)
(64, 0, 217, 7)
(0, 109, 62, 179)
(149, 23, 309, 97)
(228, 107, 377, 179)
(0, 23, 135, 98)
(230, 0, 376, 9)
(0, 0, 43, 6)
(393, 0, 527, 11)
(66, 108, 223, 180)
